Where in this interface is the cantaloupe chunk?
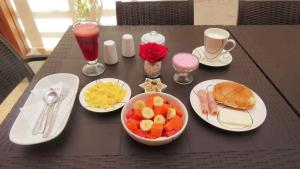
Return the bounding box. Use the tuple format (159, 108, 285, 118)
(163, 116, 184, 131)
(150, 123, 164, 138)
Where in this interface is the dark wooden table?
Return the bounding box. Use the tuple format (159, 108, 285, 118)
(0, 26, 299, 168)
(228, 25, 300, 116)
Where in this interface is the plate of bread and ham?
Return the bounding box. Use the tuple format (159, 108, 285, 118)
(190, 79, 267, 132)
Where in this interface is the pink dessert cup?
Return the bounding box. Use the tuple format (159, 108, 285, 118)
(172, 53, 199, 85)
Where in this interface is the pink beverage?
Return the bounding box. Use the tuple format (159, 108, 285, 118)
(172, 53, 199, 72)
(74, 23, 99, 61)
(172, 53, 199, 85)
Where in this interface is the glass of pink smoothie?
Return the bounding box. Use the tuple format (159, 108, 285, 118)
(73, 21, 105, 76)
(172, 53, 199, 85)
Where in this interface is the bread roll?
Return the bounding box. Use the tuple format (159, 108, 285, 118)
(213, 81, 256, 110)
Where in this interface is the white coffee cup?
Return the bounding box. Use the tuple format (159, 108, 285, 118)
(204, 28, 236, 61)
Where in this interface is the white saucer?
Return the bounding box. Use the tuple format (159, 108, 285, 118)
(192, 46, 232, 67)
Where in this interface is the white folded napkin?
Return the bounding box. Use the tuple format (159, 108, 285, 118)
(20, 82, 75, 137)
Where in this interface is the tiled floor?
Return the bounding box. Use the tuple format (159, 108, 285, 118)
(0, 0, 237, 124)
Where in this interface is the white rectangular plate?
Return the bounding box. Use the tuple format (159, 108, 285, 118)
(9, 73, 79, 145)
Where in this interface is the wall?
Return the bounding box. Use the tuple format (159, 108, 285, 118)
(194, 0, 238, 25)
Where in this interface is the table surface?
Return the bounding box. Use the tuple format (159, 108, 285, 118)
(0, 26, 300, 169)
(228, 25, 300, 116)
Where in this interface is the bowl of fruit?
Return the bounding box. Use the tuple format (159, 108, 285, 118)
(121, 92, 188, 146)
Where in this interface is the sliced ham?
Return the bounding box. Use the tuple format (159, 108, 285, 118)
(197, 90, 209, 114)
(207, 91, 219, 115)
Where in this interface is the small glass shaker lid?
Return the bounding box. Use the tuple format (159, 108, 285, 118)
(141, 31, 165, 44)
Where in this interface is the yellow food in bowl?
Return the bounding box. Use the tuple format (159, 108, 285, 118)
(84, 82, 126, 109)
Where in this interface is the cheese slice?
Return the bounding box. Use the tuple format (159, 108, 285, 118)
(219, 108, 252, 129)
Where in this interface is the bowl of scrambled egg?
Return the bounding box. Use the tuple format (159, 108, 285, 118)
(79, 78, 131, 113)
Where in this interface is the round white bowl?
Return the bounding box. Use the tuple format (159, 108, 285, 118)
(121, 92, 188, 146)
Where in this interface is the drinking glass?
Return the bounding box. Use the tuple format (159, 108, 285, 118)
(73, 20, 105, 76)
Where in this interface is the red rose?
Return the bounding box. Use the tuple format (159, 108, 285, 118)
(139, 43, 168, 63)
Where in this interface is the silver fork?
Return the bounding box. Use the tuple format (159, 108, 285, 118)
(41, 88, 60, 133)
(43, 92, 68, 138)
(32, 88, 59, 135)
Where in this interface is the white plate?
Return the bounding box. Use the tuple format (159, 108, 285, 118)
(79, 78, 131, 113)
(192, 46, 232, 67)
(190, 79, 267, 132)
(9, 73, 79, 145)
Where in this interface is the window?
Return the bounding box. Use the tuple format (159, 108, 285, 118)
(8, 0, 118, 52)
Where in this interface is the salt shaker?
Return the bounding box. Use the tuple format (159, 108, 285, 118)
(103, 40, 118, 65)
(122, 34, 135, 57)
(141, 31, 165, 45)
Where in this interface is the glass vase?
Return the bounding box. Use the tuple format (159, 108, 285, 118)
(144, 61, 161, 78)
(74, 0, 101, 23)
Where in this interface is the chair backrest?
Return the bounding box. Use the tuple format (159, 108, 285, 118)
(0, 34, 34, 104)
(116, 0, 194, 25)
(238, 0, 300, 25)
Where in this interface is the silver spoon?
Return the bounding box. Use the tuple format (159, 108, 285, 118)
(32, 89, 58, 135)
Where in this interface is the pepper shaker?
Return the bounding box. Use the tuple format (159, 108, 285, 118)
(103, 40, 118, 65)
(122, 34, 135, 57)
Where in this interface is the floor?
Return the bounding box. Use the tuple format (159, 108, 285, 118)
(0, 62, 43, 124)
(0, 0, 238, 124)
(0, 79, 29, 124)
